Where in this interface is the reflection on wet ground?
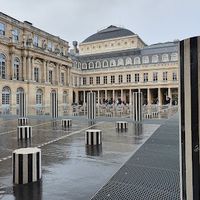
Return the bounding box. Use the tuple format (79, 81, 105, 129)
(0, 116, 162, 200)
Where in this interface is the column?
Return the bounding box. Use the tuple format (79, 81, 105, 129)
(147, 88, 151, 105)
(50, 91, 58, 119)
(168, 88, 172, 106)
(46, 61, 49, 83)
(22, 56, 27, 81)
(10, 54, 14, 80)
(132, 92, 142, 122)
(121, 89, 123, 101)
(87, 92, 96, 120)
(31, 57, 34, 81)
(129, 89, 132, 105)
(68, 67, 70, 86)
(43, 60, 46, 83)
(83, 91, 86, 115)
(97, 90, 100, 116)
(105, 90, 108, 100)
(112, 90, 115, 102)
(158, 88, 162, 106)
(27, 57, 31, 81)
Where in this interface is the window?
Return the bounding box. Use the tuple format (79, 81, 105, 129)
(153, 72, 158, 82)
(143, 73, 148, 82)
(82, 63, 87, 69)
(171, 53, 178, 61)
(63, 91, 67, 104)
(134, 57, 141, 65)
(33, 35, 39, 47)
(16, 87, 24, 105)
(34, 67, 39, 82)
(162, 54, 169, 62)
(89, 62, 94, 69)
(90, 77, 93, 84)
(0, 54, 6, 79)
(152, 55, 158, 63)
(48, 70, 53, 84)
(96, 76, 100, 84)
(173, 72, 177, 81)
(83, 77, 86, 85)
(95, 61, 101, 68)
(36, 89, 43, 105)
(110, 59, 116, 67)
(48, 41, 52, 51)
(13, 58, 20, 80)
(111, 75, 115, 84)
(61, 72, 65, 85)
(125, 57, 132, 65)
(117, 58, 124, 66)
(127, 74, 131, 83)
(103, 76, 107, 84)
(0, 23, 5, 36)
(142, 56, 149, 64)
(12, 29, 19, 43)
(78, 62, 81, 69)
(2, 86, 11, 105)
(135, 73, 139, 83)
(118, 75, 123, 83)
(103, 60, 108, 67)
(163, 71, 168, 81)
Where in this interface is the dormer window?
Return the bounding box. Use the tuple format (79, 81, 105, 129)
(152, 55, 158, 63)
(142, 56, 149, 64)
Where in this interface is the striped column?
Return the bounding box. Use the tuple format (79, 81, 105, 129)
(115, 121, 128, 131)
(17, 126, 32, 140)
(61, 119, 72, 128)
(19, 92, 26, 117)
(180, 37, 200, 200)
(85, 129, 102, 145)
(18, 117, 28, 126)
(12, 147, 41, 184)
(87, 92, 96, 120)
(133, 92, 143, 122)
(50, 91, 58, 119)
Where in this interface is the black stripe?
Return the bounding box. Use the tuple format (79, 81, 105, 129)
(36, 152, 40, 180)
(20, 128, 22, 139)
(87, 132, 89, 145)
(28, 154, 33, 183)
(91, 132, 93, 145)
(18, 154, 23, 184)
(13, 153, 15, 183)
(180, 40, 187, 199)
(96, 132, 99, 145)
(190, 37, 200, 199)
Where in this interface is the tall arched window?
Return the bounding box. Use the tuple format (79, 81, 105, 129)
(2, 86, 11, 105)
(16, 87, 24, 105)
(36, 89, 43, 106)
(0, 54, 6, 79)
(134, 57, 141, 65)
(13, 58, 20, 80)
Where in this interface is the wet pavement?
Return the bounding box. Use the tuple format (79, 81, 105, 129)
(0, 114, 173, 200)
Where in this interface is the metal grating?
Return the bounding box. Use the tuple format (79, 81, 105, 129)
(91, 115, 180, 200)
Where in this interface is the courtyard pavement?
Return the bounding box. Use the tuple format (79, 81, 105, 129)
(0, 112, 179, 200)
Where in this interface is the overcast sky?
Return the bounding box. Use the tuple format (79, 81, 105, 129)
(0, 0, 200, 47)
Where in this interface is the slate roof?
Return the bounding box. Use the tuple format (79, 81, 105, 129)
(82, 25, 135, 43)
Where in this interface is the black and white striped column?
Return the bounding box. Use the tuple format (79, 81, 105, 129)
(61, 119, 72, 128)
(85, 129, 102, 145)
(19, 92, 26, 117)
(50, 91, 58, 119)
(17, 126, 32, 140)
(18, 117, 28, 126)
(115, 121, 128, 131)
(87, 92, 96, 120)
(132, 92, 143, 122)
(12, 147, 41, 184)
(180, 37, 200, 200)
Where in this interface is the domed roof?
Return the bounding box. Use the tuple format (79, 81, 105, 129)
(82, 25, 135, 43)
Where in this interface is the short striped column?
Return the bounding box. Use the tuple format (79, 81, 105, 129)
(105, 112, 112, 117)
(18, 117, 29, 126)
(50, 90, 58, 119)
(73, 112, 78, 116)
(19, 92, 26, 117)
(133, 92, 143, 122)
(144, 113, 152, 119)
(12, 147, 41, 184)
(87, 92, 96, 120)
(180, 37, 200, 200)
(17, 126, 32, 140)
(61, 119, 72, 128)
(85, 129, 102, 145)
(152, 112, 158, 118)
(115, 121, 128, 131)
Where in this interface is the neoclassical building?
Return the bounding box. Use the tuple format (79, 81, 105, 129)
(0, 12, 178, 115)
(70, 25, 178, 106)
(0, 12, 72, 115)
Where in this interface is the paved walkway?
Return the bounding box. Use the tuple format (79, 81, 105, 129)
(91, 114, 180, 200)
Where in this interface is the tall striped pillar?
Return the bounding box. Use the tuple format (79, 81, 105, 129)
(180, 37, 200, 200)
(132, 92, 143, 122)
(19, 92, 26, 117)
(50, 91, 58, 119)
(87, 92, 96, 120)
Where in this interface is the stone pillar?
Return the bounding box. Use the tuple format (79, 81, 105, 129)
(179, 36, 200, 200)
(129, 89, 132, 105)
(31, 57, 34, 81)
(97, 90, 100, 116)
(168, 88, 172, 106)
(121, 89, 123, 101)
(105, 90, 107, 100)
(158, 88, 162, 106)
(27, 57, 31, 81)
(43, 60, 46, 83)
(112, 90, 115, 102)
(147, 88, 151, 105)
(87, 92, 96, 120)
(83, 91, 86, 115)
(12, 147, 41, 184)
(85, 130, 102, 145)
(22, 56, 27, 81)
(133, 92, 142, 122)
(50, 91, 58, 119)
